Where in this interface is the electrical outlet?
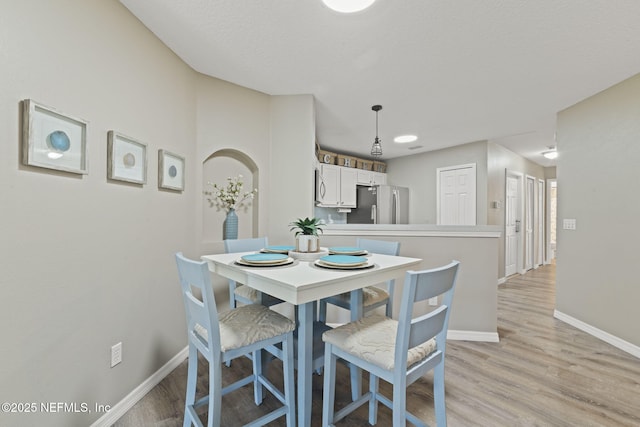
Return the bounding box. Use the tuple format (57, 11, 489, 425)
(428, 297, 438, 306)
(111, 342, 122, 368)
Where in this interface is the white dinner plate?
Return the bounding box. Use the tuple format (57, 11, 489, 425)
(318, 255, 368, 267)
(328, 247, 368, 256)
(241, 253, 289, 264)
(236, 257, 294, 267)
(261, 245, 295, 254)
(314, 259, 375, 270)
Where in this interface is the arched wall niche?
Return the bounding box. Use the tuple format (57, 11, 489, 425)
(202, 149, 260, 243)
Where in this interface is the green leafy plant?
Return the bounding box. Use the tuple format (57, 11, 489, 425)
(289, 217, 324, 236)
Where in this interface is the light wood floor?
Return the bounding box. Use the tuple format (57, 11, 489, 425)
(114, 263, 640, 426)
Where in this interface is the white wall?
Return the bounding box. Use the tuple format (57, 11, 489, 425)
(556, 72, 640, 348)
(0, 2, 196, 426)
(0, 2, 318, 426)
(386, 140, 489, 224)
(267, 95, 317, 244)
(321, 230, 499, 337)
(195, 74, 271, 257)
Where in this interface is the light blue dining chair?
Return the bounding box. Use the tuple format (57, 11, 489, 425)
(175, 253, 296, 427)
(224, 237, 284, 308)
(322, 260, 460, 427)
(318, 238, 400, 322)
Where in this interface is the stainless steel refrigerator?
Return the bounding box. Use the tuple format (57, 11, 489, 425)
(347, 185, 409, 224)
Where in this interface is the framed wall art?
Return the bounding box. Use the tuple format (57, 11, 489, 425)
(107, 131, 147, 184)
(158, 149, 185, 191)
(22, 99, 88, 174)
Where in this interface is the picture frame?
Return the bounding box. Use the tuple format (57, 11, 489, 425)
(158, 149, 185, 191)
(107, 131, 147, 184)
(22, 99, 88, 174)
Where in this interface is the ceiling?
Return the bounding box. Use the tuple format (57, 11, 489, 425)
(120, 0, 640, 167)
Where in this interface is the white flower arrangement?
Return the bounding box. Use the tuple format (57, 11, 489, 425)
(205, 174, 257, 213)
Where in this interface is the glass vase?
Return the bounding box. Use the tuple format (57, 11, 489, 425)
(223, 209, 238, 240)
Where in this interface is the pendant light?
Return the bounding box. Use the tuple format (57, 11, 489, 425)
(370, 105, 383, 158)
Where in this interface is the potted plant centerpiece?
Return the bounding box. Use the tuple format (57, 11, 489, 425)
(289, 217, 324, 253)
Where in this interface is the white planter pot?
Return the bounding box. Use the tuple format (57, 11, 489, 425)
(296, 235, 319, 253)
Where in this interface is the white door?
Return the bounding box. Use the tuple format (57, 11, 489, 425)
(505, 175, 519, 277)
(537, 179, 545, 267)
(437, 164, 476, 225)
(525, 176, 535, 271)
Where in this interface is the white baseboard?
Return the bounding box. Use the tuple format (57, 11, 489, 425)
(447, 330, 500, 343)
(554, 310, 640, 359)
(90, 346, 189, 427)
(497, 277, 506, 285)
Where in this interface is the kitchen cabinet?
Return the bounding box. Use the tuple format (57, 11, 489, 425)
(372, 171, 387, 185)
(356, 169, 387, 186)
(316, 164, 357, 208)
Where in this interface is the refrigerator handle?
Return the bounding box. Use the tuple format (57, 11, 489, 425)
(371, 204, 377, 224)
(392, 190, 398, 224)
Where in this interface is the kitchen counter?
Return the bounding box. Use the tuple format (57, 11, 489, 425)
(319, 224, 501, 342)
(323, 223, 502, 238)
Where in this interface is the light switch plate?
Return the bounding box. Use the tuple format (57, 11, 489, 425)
(563, 219, 577, 230)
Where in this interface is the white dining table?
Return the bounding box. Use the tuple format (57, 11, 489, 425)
(201, 251, 422, 427)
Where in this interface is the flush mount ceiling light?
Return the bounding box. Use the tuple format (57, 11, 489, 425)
(542, 146, 558, 160)
(394, 135, 418, 143)
(370, 105, 383, 158)
(322, 0, 376, 13)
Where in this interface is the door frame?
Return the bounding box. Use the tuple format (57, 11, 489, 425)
(546, 178, 557, 264)
(537, 178, 545, 268)
(525, 175, 536, 272)
(505, 170, 524, 277)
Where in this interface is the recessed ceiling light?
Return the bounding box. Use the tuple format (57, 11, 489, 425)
(542, 146, 558, 159)
(394, 135, 418, 143)
(322, 0, 376, 13)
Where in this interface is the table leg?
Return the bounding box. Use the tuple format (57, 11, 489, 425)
(349, 289, 363, 401)
(298, 301, 314, 427)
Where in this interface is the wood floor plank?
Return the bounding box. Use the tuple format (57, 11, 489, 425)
(114, 263, 640, 426)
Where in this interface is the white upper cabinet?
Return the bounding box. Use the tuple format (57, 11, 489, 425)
(340, 167, 357, 207)
(356, 169, 372, 185)
(316, 164, 340, 206)
(356, 169, 387, 186)
(316, 164, 358, 208)
(372, 171, 387, 185)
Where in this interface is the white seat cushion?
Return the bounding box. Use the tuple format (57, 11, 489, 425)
(322, 314, 437, 371)
(332, 286, 389, 307)
(194, 304, 295, 352)
(235, 284, 259, 302)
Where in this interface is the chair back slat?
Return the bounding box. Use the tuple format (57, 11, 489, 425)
(395, 261, 459, 370)
(224, 236, 268, 253)
(407, 305, 448, 349)
(356, 238, 400, 317)
(175, 253, 221, 354)
(413, 261, 459, 303)
(356, 238, 400, 256)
